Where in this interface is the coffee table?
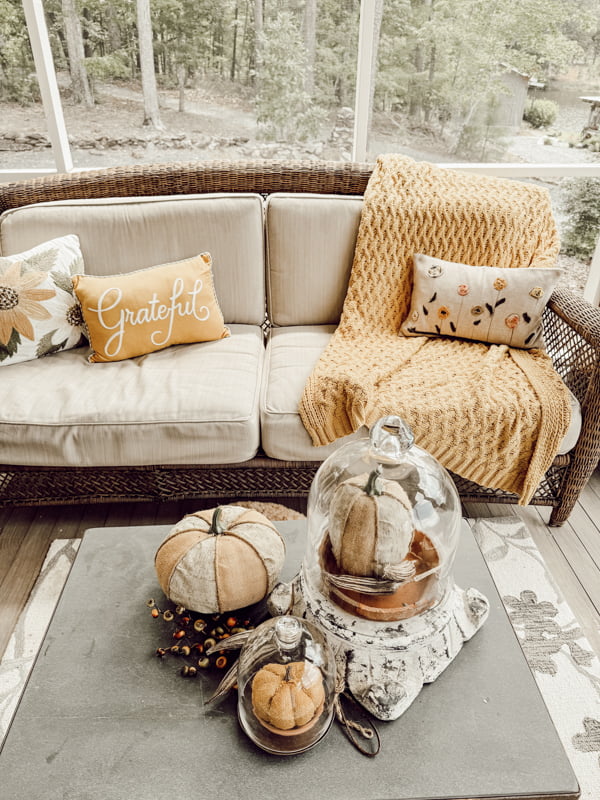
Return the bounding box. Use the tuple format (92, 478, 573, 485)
(0, 520, 580, 800)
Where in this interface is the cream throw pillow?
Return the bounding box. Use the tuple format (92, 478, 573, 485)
(0, 234, 86, 366)
(72, 252, 229, 363)
(400, 253, 562, 349)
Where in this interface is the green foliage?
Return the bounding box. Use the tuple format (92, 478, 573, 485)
(256, 10, 323, 142)
(0, 0, 598, 156)
(373, 0, 593, 157)
(85, 53, 130, 83)
(561, 178, 600, 261)
(314, 0, 360, 107)
(0, 0, 39, 103)
(523, 99, 559, 128)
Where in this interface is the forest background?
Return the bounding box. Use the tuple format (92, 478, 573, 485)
(1, 0, 599, 285)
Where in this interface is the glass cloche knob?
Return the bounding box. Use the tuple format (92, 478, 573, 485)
(369, 415, 415, 462)
(273, 615, 302, 653)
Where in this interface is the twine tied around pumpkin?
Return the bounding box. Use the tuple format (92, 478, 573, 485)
(325, 556, 419, 595)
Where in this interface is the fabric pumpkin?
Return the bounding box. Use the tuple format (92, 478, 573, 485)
(328, 470, 415, 580)
(154, 505, 286, 613)
(251, 661, 325, 731)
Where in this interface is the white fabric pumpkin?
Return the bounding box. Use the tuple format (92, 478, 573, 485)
(155, 505, 286, 612)
(328, 470, 415, 579)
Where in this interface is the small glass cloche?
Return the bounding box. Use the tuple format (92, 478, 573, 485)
(236, 615, 336, 755)
(303, 415, 462, 622)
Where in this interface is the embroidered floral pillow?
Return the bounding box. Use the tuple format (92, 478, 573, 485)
(71, 252, 229, 363)
(400, 253, 562, 349)
(0, 234, 86, 366)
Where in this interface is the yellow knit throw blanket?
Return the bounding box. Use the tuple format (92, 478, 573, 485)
(299, 155, 572, 504)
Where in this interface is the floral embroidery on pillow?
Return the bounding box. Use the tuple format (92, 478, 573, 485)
(0, 235, 86, 366)
(400, 253, 562, 349)
(0, 261, 55, 346)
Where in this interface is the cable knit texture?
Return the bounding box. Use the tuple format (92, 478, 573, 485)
(299, 155, 572, 504)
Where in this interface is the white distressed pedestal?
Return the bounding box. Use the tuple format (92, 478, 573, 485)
(269, 537, 490, 721)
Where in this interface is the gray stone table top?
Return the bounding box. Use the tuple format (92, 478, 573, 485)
(0, 519, 579, 800)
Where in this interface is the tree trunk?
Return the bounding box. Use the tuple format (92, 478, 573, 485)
(61, 0, 94, 107)
(231, 2, 239, 81)
(177, 64, 186, 112)
(136, 0, 163, 129)
(303, 0, 316, 97)
(253, 0, 263, 89)
(105, 5, 122, 52)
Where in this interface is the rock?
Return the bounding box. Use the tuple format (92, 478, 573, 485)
(0, 141, 33, 151)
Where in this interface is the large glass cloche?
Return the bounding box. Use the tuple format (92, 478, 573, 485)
(236, 615, 336, 755)
(303, 415, 462, 622)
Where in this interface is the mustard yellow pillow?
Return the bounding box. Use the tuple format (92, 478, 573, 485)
(72, 252, 229, 363)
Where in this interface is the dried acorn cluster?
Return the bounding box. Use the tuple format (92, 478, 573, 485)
(147, 598, 255, 677)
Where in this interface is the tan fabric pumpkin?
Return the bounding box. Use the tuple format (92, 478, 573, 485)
(154, 505, 286, 613)
(328, 470, 415, 579)
(251, 661, 325, 731)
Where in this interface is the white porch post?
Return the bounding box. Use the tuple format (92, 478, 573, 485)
(21, 0, 73, 173)
(352, 0, 377, 162)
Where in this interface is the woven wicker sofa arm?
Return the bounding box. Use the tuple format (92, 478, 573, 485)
(540, 288, 600, 525)
(543, 287, 600, 408)
(547, 287, 600, 349)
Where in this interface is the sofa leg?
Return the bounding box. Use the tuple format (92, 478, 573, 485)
(549, 454, 600, 527)
(549, 504, 569, 527)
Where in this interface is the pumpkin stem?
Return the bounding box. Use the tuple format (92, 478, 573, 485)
(363, 468, 383, 497)
(209, 506, 225, 535)
(285, 664, 294, 683)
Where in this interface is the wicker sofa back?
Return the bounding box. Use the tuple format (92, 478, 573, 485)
(0, 160, 599, 526)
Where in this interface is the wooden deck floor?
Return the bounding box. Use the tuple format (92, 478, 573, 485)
(1, 472, 600, 662)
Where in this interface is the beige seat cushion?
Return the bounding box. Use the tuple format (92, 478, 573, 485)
(0, 193, 265, 325)
(0, 324, 263, 467)
(260, 326, 365, 461)
(261, 326, 581, 462)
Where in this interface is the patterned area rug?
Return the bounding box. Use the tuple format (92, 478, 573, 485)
(0, 538, 80, 740)
(1, 516, 599, 798)
(471, 517, 600, 800)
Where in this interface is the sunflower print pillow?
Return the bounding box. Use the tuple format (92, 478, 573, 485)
(400, 253, 562, 349)
(0, 235, 86, 366)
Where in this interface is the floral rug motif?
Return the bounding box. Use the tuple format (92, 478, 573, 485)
(0, 539, 80, 740)
(1, 519, 600, 799)
(471, 516, 600, 800)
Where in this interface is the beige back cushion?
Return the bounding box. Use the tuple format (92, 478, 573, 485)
(0, 193, 265, 325)
(266, 193, 363, 326)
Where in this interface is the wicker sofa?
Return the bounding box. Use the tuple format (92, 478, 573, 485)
(0, 160, 598, 526)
